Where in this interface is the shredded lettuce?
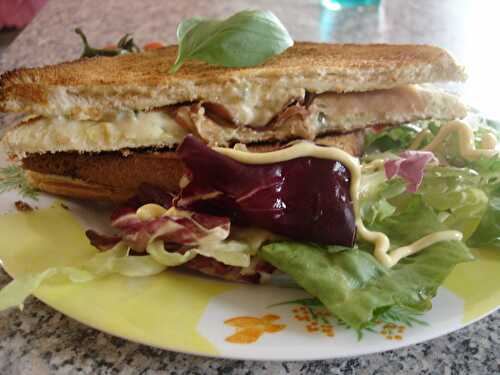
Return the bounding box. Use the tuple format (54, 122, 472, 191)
(81, 243, 166, 276)
(360, 163, 492, 243)
(0, 269, 57, 311)
(147, 239, 255, 267)
(0, 233, 262, 311)
(364, 124, 422, 153)
(0, 244, 168, 310)
(147, 241, 198, 266)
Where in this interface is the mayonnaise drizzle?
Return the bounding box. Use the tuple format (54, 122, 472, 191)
(422, 120, 498, 160)
(480, 132, 498, 150)
(388, 230, 463, 265)
(361, 158, 385, 172)
(410, 129, 432, 149)
(214, 142, 462, 268)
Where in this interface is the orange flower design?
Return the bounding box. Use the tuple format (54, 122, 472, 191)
(224, 314, 286, 344)
(379, 322, 406, 340)
(292, 305, 335, 337)
(270, 298, 417, 341)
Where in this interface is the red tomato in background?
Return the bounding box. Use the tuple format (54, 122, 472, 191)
(144, 42, 165, 50)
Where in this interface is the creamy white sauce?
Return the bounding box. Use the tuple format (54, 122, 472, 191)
(361, 158, 385, 172)
(410, 129, 432, 149)
(423, 120, 498, 160)
(481, 132, 498, 150)
(387, 230, 463, 266)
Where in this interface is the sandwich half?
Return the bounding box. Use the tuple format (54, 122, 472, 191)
(1, 43, 467, 201)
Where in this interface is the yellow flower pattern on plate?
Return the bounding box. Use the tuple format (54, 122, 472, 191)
(292, 306, 335, 337)
(224, 314, 286, 344)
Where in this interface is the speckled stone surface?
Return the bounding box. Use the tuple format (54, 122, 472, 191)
(0, 0, 499, 373)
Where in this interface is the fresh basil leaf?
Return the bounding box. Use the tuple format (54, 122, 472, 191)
(170, 10, 293, 73)
(177, 18, 202, 40)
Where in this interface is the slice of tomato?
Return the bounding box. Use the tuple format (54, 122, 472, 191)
(144, 41, 165, 50)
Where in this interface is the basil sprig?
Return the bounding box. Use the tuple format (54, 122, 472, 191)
(170, 10, 293, 73)
(75, 28, 140, 58)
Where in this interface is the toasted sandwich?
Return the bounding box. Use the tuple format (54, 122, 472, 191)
(1, 43, 466, 202)
(4, 39, 499, 335)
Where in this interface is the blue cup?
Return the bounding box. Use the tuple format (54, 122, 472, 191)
(321, 0, 381, 11)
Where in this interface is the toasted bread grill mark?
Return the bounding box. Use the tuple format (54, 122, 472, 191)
(0, 43, 466, 115)
(22, 132, 364, 202)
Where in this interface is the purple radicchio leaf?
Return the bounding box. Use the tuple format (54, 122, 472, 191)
(384, 150, 438, 193)
(108, 205, 230, 252)
(175, 135, 356, 246)
(86, 183, 229, 252)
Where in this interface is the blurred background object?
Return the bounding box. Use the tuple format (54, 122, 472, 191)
(0, 0, 47, 28)
(0, 0, 47, 57)
(321, 0, 380, 11)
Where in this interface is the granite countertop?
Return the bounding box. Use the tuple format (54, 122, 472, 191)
(0, 0, 499, 373)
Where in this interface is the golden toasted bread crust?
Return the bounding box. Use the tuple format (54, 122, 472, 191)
(23, 131, 364, 202)
(26, 171, 135, 202)
(0, 43, 466, 117)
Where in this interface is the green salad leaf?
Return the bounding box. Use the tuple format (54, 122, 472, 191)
(147, 238, 256, 267)
(177, 17, 203, 40)
(261, 197, 473, 330)
(0, 244, 167, 311)
(0, 165, 39, 200)
(170, 10, 293, 73)
(364, 124, 422, 153)
(468, 182, 500, 248)
(0, 233, 262, 311)
(271, 297, 426, 339)
(261, 240, 471, 330)
(417, 167, 488, 239)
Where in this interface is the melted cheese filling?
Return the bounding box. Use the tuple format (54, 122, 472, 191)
(3, 111, 188, 156)
(216, 83, 305, 126)
(3, 85, 465, 156)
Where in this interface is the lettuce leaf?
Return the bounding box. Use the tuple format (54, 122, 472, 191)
(364, 124, 422, 153)
(262, 240, 472, 330)
(468, 183, 500, 248)
(0, 227, 266, 312)
(360, 165, 489, 241)
(0, 244, 167, 311)
(146, 239, 255, 267)
(261, 197, 473, 329)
